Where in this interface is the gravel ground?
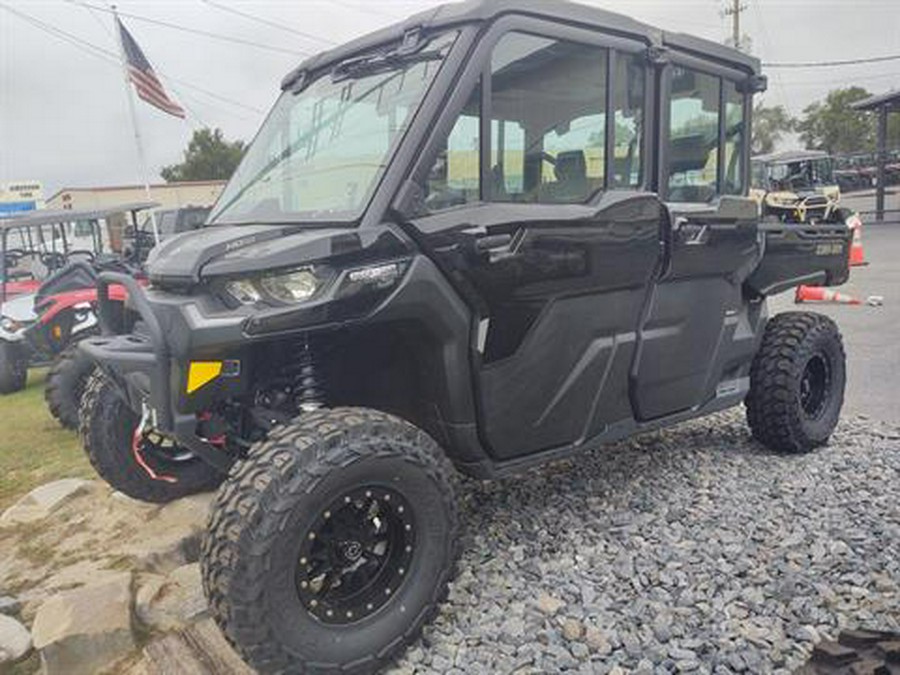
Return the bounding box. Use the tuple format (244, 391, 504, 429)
(388, 410, 900, 675)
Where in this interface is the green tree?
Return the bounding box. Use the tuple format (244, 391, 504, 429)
(161, 128, 245, 182)
(795, 88, 875, 154)
(751, 103, 794, 155)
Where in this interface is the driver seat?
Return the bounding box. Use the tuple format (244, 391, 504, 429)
(552, 151, 589, 202)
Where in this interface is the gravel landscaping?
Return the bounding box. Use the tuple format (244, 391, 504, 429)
(389, 410, 900, 674)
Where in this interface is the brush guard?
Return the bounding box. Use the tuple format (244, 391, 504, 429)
(81, 272, 233, 474)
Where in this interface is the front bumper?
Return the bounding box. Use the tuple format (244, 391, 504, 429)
(80, 272, 239, 472)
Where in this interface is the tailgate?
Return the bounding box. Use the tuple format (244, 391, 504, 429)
(746, 222, 851, 297)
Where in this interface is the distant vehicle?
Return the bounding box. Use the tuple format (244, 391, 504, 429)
(0, 203, 154, 408)
(137, 206, 210, 240)
(751, 150, 843, 223)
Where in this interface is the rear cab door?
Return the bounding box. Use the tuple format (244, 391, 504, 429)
(632, 42, 764, 420)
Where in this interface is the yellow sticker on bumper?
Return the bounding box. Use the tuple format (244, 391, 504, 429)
(187, 361, 222, 394)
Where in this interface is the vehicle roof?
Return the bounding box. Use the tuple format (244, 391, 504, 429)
(752, 150, 830, 165)
(283, 0, 761, 88)
(0, 202, 158, 231)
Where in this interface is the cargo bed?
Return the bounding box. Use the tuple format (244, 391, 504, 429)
(747, 221, 852, 297)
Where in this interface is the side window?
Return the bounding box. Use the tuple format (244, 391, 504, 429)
(491, 33, 608, 204)
(611, 53, 645, 188)
(723, 80, 745, 195)
(667, 67, 720, 203)
(423, 81, 481, 212)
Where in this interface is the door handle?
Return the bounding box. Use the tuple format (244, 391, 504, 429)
(675, 220, 710, 246)
(474, 233, 513, 252)
(474, 233, 516, 263)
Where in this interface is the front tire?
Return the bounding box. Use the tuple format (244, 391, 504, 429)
(746, 311, 846, 453)
(0, 341, 27, 394)
(79, 371, 225, 503)
(201, 408, 460, 674)
(45, 343, 96, 429)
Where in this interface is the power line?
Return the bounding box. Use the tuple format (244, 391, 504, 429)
(64, 0, 311, 57)
(764, 54, 900, 68)
(199, 0, 335, 47)
(0, 2, 265, 117)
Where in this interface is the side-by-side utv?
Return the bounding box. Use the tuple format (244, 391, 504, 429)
(0, 204, 152, 421)
(750, 150, 843, 224)
(80, 1, 851, 672)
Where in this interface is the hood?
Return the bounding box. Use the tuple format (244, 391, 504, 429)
(147, 224, 411, 285)
(1, 293, 38, 323)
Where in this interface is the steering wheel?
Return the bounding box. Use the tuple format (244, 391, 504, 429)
(3, 249, 26, 269)
(67, 249, 96, 263)
(40, 251, 67, 271)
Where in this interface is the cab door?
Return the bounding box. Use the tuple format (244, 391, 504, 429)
(632, 64, 759, 420)
(402, 22, 662, 459)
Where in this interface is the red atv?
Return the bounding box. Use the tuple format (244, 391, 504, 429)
(0, 204, 155, 423)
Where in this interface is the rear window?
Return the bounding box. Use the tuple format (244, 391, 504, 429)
(666, 67, 747, 203)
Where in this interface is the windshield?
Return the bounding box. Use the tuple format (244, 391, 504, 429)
(210, 32, 457, 225)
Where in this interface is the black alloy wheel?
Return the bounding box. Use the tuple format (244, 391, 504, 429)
(296, 486, 416, 625)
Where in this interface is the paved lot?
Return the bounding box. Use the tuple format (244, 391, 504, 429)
(770, 194, 900, 426)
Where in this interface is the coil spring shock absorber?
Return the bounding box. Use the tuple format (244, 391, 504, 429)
(295, 337, 326, 412)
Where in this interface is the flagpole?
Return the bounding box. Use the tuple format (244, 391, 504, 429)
(112, 5, 159, 244)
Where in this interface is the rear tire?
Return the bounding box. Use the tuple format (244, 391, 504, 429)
(201, 408, 460, 674)
(45, 343, 96, 429)
(0, 341, 27, 394)
(746, 311, 846, 453)
(79, 371, 224, 503)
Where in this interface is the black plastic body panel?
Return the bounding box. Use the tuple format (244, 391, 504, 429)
(747, 222, 852, 297)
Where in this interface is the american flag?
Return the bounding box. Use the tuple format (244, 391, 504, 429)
(117, 18, 185, 119)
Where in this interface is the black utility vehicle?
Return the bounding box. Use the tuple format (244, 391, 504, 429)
(81, 1, 852, 671)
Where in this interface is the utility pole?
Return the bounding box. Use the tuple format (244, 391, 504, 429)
(723, 0, 748, 51)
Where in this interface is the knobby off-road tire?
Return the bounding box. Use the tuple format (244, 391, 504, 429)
(746, 311, 846, 453)
(796, 629, 900, 674)
(201, 408, 460, 675)
(79, 370, 224, 503)
(0, 341, 27, 394)
(45, 342, 97, 429)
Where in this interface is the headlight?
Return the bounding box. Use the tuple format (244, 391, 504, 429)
(259, 269, 318, 304)
(1, 316, 22, 333)
(224, 267, 321, 307)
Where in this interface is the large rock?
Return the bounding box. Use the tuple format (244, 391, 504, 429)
(0, 479, 92, 526)
(126, 493, 214, 573)
(136, 618, 254, 675)
(135, 564, 208, 631)
(0, 613, 32, 664)
(31, 572, 135, 675)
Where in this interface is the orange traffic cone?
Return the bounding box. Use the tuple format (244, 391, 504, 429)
(847, 214, 868, 267)
(795, 285, 862, 305)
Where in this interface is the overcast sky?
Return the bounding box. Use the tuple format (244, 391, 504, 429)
(1, 0, 898, 197)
